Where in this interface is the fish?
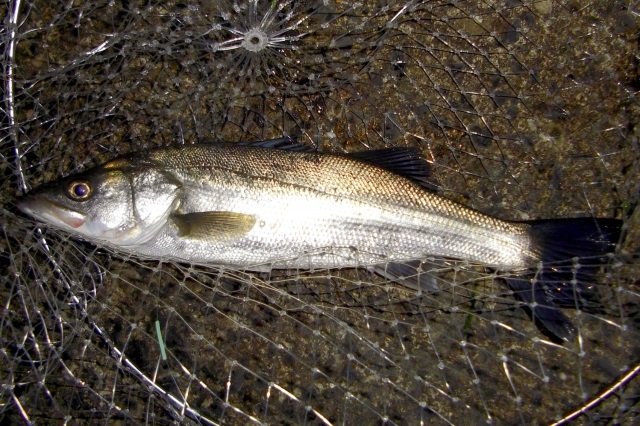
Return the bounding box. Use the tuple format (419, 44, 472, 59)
(17, 139, 622, 341)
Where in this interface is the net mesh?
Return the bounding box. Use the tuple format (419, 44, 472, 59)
(2, 0, 639, 424)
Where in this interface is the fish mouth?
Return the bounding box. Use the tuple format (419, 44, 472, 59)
(16, 195, 88, 229)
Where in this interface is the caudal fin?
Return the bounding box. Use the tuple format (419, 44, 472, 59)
(506, 218, 622, 342)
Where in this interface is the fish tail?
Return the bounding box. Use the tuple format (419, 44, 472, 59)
(529, 218, 622, 264)
(506, 218, 622, 342)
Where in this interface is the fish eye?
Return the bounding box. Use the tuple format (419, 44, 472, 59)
(67, 180, 92, 201)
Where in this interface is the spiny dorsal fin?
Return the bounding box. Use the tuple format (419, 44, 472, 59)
(242, 140, 437, 189)
(348, 148, 436, 190)
(237, 136, 311, 151)
(171, 211, 256, 241)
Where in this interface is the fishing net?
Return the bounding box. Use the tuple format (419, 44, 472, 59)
(2, 0, 639, 424)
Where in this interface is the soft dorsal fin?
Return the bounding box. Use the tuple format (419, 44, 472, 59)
(171, 211, 256, 242)
(348, 148, 436, 190)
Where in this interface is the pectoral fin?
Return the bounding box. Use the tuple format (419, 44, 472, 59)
(171, 211, 256, 241)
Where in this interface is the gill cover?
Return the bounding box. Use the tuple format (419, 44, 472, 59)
(127, 167, 183, 244)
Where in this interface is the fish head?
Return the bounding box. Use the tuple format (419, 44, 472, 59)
(17, 161, 182, 246)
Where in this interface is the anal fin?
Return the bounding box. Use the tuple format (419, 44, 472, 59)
(369, 260, 440, 293)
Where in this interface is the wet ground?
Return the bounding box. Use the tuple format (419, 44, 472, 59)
(1, 1, 639, 424)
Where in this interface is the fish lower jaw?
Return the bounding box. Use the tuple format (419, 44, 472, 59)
(18, 197, 88, 230)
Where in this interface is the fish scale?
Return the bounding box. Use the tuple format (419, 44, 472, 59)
(122, 143, 534, 269)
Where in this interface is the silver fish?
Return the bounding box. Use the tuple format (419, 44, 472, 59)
(17, 141, 620, 269)
(17, 140, 621, 340)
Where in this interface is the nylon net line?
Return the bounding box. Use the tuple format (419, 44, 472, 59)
(2, 1, 639, 424)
